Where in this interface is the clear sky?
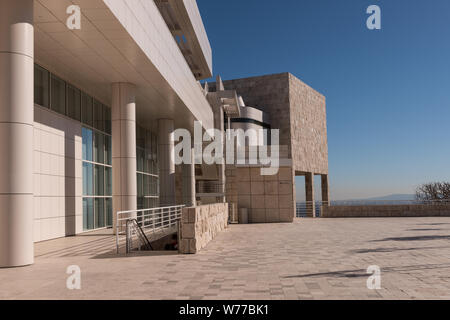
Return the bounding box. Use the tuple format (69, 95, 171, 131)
(197, 0, 450, 200)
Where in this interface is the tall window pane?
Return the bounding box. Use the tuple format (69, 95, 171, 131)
(82, 128, 93, 161)
(137, 148, 144, 172)
(105, 135, 112, 165)
(34, 65, 49, 107)
(50, 74, 66, 115)
(105, 167, 112, 196)
(83, 198, 94, 231)
(82, 162, 93, 196)
(94, 165, 104, 196)
(67, 85, 81, 121)
(105, 198, 113, 227)
(104, 106, 111, 134)
(137, 173, 143, 197)
(81, 93, 93, 127)
(94, 132, 104, 164)
(93, 99, 104, 131)
(95, 198, 105, 229)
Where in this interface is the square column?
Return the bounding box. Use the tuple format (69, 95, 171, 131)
(0, 0, 34, 267)
(182, 147, 196, 207)
(305, 172, 315, 217)
(321, 174, 330, 206)
(158, 119, 176, 206)
(111, 83, 137, 228)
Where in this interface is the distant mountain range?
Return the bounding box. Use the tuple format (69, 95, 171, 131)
(357, 194, 416, 201)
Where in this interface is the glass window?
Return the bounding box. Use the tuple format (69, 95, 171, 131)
(105, 198, 113, 227)
(104, 106, 111, 134)
(95, 198, 105, 229)
(137, 173, 143, 198)
(50, 74, 66, 115)
(105, 167, 112, 196)
(105, 135, 112, 165)
(144, 175, 150, 196)
(137, 148, 144, 172)
(82, 162, 93, 196)
(81, 93, 93, 127)
(83, 198, 94, 231)
(94, 132, 104, 164)
(94, 165, 104, 196)
(82, 128, 93, 161)
(34, 65, 50, 107)
(67, 85, 81, 121)
(93, 99, 104, 131)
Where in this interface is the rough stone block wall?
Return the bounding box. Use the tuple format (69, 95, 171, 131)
(322, 204, 450, 218)
(289, 74, 328, 174)
(210, 72, 328, 175)
(179, 203, 229, 254)
(210, 73, 292, 156)
(225, 165, 295, 223)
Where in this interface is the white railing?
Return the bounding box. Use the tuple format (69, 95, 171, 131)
(115, 205, 185, 253)
(296, 201, 328, 218)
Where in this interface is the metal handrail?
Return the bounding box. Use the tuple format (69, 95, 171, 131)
(126, 219, 153, 253)
(116, 205, 185, 253)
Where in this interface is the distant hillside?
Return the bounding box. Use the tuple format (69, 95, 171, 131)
(361, 194, 416, 201)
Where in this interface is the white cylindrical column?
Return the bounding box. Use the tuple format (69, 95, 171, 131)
(0, 0, 34, 267)
(111, 83, 137, 228)
(158, 119, 176, 206)
(182, 148, 196, 207)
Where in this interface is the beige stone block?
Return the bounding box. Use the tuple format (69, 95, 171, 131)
(279, 195, 293, 209)
(238, 195, 251, 209)
(237, 181, 251, 195)
(190, 239, 198, 253)
(263, 173, 278, 181)
(264, 181, 278, 195)
(187, 208, 197, 223)
(266, 209, 280, 223)
(182, 223, 195, 239)
(251, 195, 265, 209)
(236, 167, 250, 182)
(278, 167, 293, 181)
(250, 181, 265, 195)
(250, 209, 266, 223)
(278, 181, 293, 195)
(250, 168, 264, 181)
(179, 239, 190, 254)
(265, 195, 278, 209)
(280, 208, 294, 222)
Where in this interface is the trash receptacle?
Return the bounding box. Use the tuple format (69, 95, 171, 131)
(239, 208, 248, 224)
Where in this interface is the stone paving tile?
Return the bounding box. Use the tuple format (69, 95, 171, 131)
(1, 217, 450, 299)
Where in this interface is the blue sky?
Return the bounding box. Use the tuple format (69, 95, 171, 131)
(197, 0, 450, 200)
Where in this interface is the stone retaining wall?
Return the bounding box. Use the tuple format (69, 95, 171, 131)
(321, 204, 450, 218)
(179, 203, 229, 254)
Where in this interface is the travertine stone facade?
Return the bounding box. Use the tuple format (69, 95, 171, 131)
(289, 74, 328, 174)
(179, 203, 229, 254)
(225, 166, 295, 223)
(211, 72, 328, 175)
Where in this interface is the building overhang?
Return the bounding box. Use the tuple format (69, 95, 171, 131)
(33, 0, 213, 133)
(216, 90, 241, 118)
(155, 0, 213, 80)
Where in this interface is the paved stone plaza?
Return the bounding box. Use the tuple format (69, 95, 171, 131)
(1, 217, 450, 300)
